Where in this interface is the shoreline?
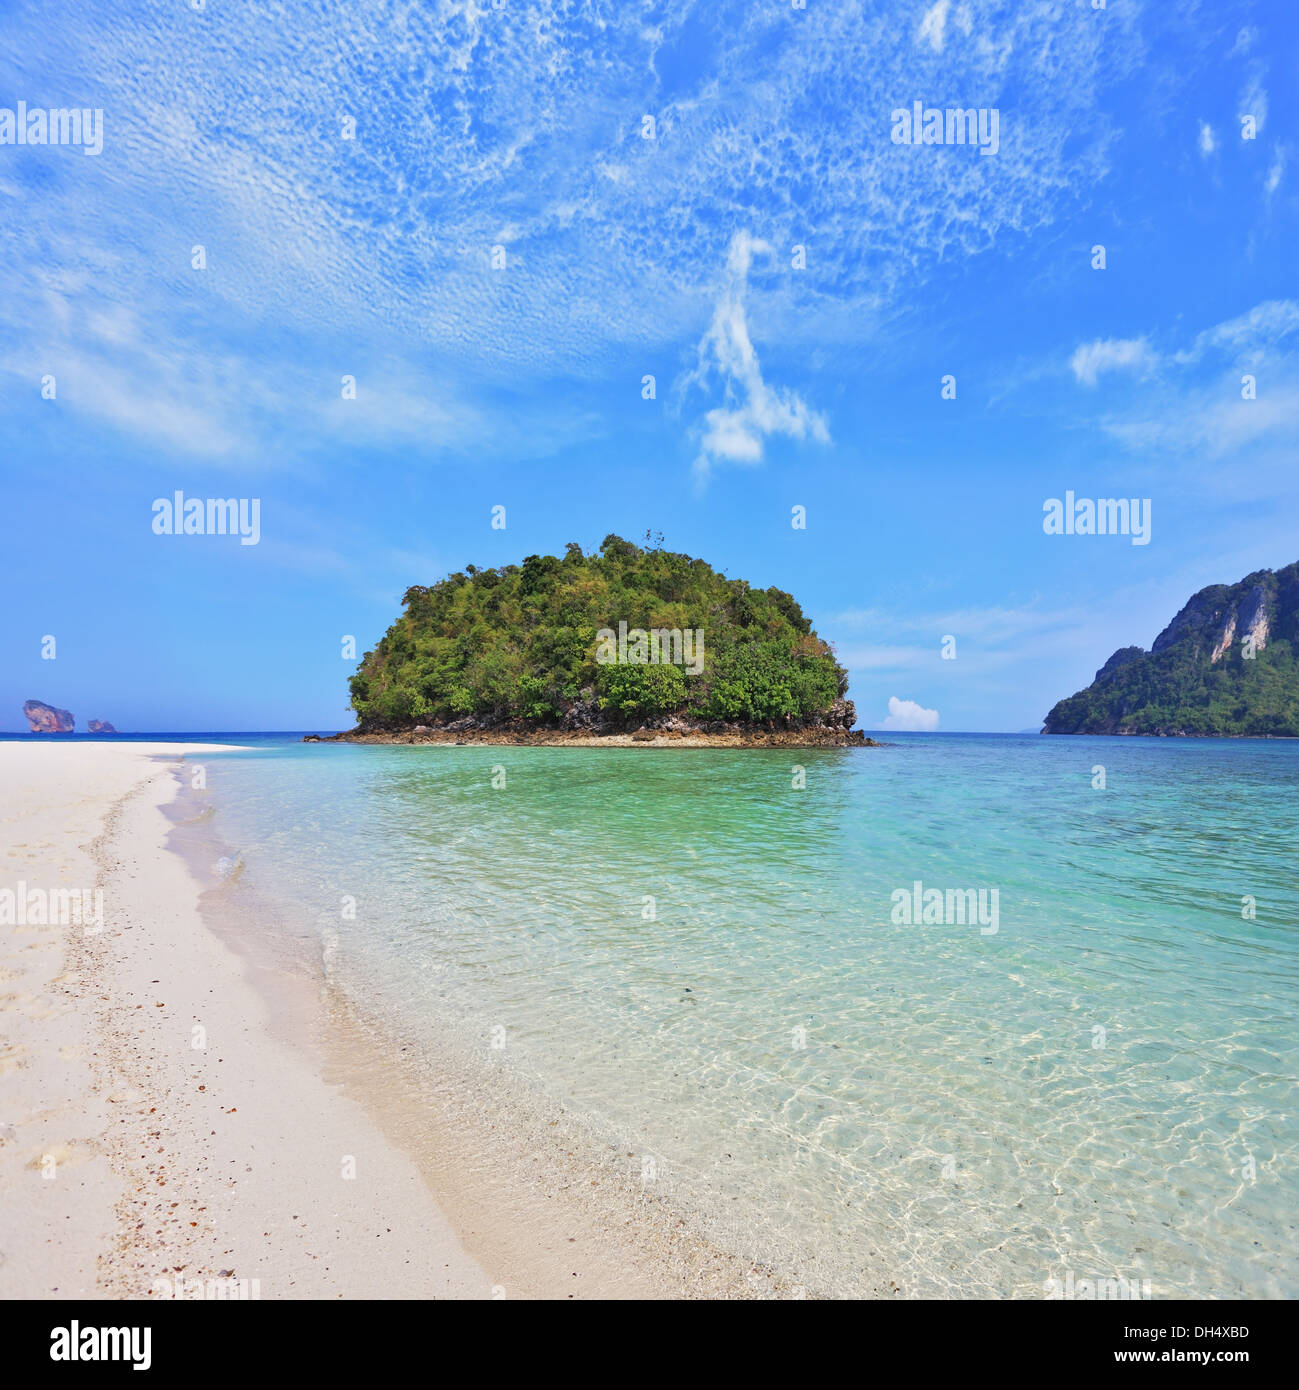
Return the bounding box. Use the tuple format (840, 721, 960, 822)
(316, 728, 880, 749)
(174, 759, 789, 1299)
(0, 742, 782, 1300)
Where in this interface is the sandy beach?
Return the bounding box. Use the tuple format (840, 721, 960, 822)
(0, 742, 495, 1299)
(0, 742, 768, 1301)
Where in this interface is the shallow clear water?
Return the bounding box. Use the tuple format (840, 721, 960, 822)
(200, 733, 1299, 1297)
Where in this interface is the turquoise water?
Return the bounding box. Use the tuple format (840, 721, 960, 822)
(200, 733, 1299, 1297)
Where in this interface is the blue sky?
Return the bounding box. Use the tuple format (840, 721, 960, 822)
(2, 0, 1296, 732)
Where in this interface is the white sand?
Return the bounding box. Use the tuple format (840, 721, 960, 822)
(0, 742, 491, 1299)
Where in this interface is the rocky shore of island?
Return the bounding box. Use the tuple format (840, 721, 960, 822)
(306, 698, 878, 748)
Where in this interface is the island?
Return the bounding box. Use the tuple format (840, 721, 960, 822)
(23, 700, 75, 733)
(1043, 561, 1299, 736)
(324, 535, 875, 747)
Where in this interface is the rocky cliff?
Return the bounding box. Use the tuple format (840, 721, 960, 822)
(1043, 562, 1299, 736)
(23, 700, 75, 733)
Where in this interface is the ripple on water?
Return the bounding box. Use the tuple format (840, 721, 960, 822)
(207, 736, 1299, 1297)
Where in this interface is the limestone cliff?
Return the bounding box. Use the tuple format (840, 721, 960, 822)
(1043, 562, 1299, 736)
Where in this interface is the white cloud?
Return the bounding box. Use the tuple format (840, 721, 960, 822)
(1228, 27, 1257, 58)
(1198, 121, 1216, 156)
(832, 603, 1076, 647)
(917, 1, 951, 52)
(1069, 337, 1156, 386)
(829, 602, 1093, 685)
(1240, 71, 1268, 135)
(882, 697, 940, 731)
(0, 0, 1132, 363)
(1176, 299, 1299, 364)
(1078, 300, 1299, 458)
(1103, 384, 1299, 458)
(0, 0, 1142, 470)
(687, 232, 829, 481)
(1265, 146, 1286, 198)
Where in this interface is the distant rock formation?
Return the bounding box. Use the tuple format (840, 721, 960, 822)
(87, 720, 118, 734)
(23, 700, 75, 733)
(1043, 561, 1299, 736)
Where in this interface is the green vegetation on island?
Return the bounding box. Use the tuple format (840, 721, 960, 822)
(1043, 561, 1299, 736)
(347, 534, 854, 734)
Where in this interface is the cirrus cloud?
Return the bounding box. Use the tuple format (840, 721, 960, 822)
(1070, 337, 1157, 386)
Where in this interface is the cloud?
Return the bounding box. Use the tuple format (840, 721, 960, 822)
(1198, 121, 1216, 156)
(686, 232, 829, 481)
(881, 697, 940, 731)
(829, 602, 1096, 684)
(1069, 337, 1156, 386)
(917, 1, 951, 52)
(1228, 27, 1257, 58)
(1175, 299, 1299, 365)
(0, 319, 251, 459)
(1240, 70, 1268, 135)
(1103, 385, 1299, 458)
(0, 1, 1133, 376)
(0, 0, 1145, 476)
(1265, 146, 1286, 197)
(1085, 300, 1299, 458)
(832, 603, 1077, 647)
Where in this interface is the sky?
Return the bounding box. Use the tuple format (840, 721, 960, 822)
(1, 0, 1297, 732)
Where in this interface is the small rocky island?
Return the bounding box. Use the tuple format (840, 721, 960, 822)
(318, 535, 876, 748)
(23, 700, 75, 733)
(1043, 561, 1299, 736)
(22, 702, 119, 734)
